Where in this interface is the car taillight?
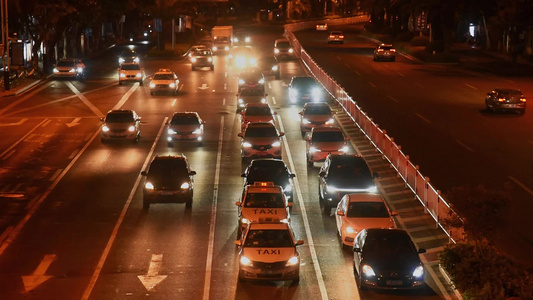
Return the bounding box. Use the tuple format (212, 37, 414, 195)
(390, 49, 396, 52)
(339, 35, 344, 38)
(520, 97, 526, 102)
(329, 35, 334, 38)
(377, 49, 384, 52)
(498, 98, 506, 102)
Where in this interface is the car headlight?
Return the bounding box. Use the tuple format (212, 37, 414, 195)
(326, 185, 337, 193)
(192, 128, 202, 134)
(362, 265, 376, 277)
(212, 46, 218, 51)
(285, 256, 299, 266)
(240, 256, 252, 266)
(150, 83, 155, 88)
(250, 58, 257, 65)
(69, 68, 76, 73)
(261, 98, 267, 103)
(312, 87, 322, 98)
(325, 118, 334, 125)
(133, 57, 140, 63)
(119, 58, 125, 64)
(180, 182, 190, 189)
(258, 78, 265, 84)
(168, 129, 177, 135)
(272, 65, 278, 71)
(289, 48, 294, 53)
(241, 218, 250, 224)
(136, 73, 142, 78)
(242, 142, 252, 148)
(302, 118, 311, 124)
(284, 185, 292, 192)
(169, 83, 176, 88)
(245, 37, 251, 43)
(413, 266, 424, 278)
(346, 227, 356, 234)
(53, 68, 59, 73)
(208, 57, 212, 62)
(272, 141, 281, 147)
(120, 73, 126, 78)
(191, 57, 197, 62)
(339, 146, 348, 153)
(233, 37, 239, 43)
(128, 126, 136, 132)
(145, 182, 154, 190)
(102, 125, 110, 132)
(274, 48, 280, 54)
(238, 79, 245, 85)
(238, 98, 244, 104)
(224, 46, 229, 51)
(77, 67, 83, 73)
(309, 146, 319, 153)
(366, 185, 378, 193)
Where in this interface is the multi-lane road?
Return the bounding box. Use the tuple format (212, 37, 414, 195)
(0, 22, 530, 300)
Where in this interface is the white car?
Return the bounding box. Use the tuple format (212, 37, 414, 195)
(118, 63, 144, 85)
(316, 23, 328, 31)
(100, 110, 141, 143)
(53, 59, 82, 79)
(149, 69, 180, 95)
(327, 31, 344, 44)
(335, 193, 397, 247)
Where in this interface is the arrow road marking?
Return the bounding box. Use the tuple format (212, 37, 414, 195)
(0, 118, 28, 126)
(66, 118, 81, 128)
(198, 83, 209, 90)
(138, 254, 167, 291)
(22, 254, 56, 292)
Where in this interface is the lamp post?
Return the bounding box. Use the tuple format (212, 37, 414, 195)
(1, 0, 9, 90)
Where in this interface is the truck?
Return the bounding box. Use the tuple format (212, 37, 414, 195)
(211, 26, 233, 54)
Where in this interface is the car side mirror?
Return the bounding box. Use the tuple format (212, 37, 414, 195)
(202, 121, 206, 124)
(241, 173, 246, 177)
(305, 137, 311, 141)
(336, 210, 344, 216)
(289, 173, 296, 178)
(273, 111, 277, 115)
(237, 133, 243, 137)
(100, 118, 105, 122)
(391, 211, 399, 216)
(345, 137, 351, 141)
(235, 201, 241, 206)
(235, 240, 242, 246)
(141, 171, 147, 176)
(287, 202, 293, 207)
(189, 171, 197, 176)
(295, 240, 304, 246)
(235, 94, 239, 96)
(353, 247, 362, 253)
(418, 249, 426, 254)
(279, 132, 285, 137)
(373, 172, 380, 179)
(487, 93, 491, 96)
(299, 111, 303, 115)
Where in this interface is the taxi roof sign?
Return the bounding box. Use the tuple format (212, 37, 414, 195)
(254, 182, 275, 187)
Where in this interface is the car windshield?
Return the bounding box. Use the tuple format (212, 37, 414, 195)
(194, 50, 211, 56)
(240, 89, 264, 96)
(244, 192, 285, 208)
(379, 46, 393, 50)
(292, 77, 316, 88)
(171, 115, 200, 125)
(276, 41, 291, 48)
(149, 159, 188, 178)
(247, 162, 289, 182)
(121, 64, 140, 70)
(347, 202, 390, 218)
(57, 60, 75, 67)
(106, 113, 134, 123)
(216, 37, 229, 42)
(331, 32, 342, 35)
(499, 90, 522, 98)
(245, 106, 271, 116)
(312, 131, 344, 142)
(244, 229, 293, 247)
(245, 126, 278, 137)
(120, 51, 136, 57)
(363, 232, 415, 254)
(153, 74, 174, 80)
(329, 161, 371, 179)
(305, 105, 331, 115)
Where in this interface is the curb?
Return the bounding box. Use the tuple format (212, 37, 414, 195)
(1, 77, 48, 98)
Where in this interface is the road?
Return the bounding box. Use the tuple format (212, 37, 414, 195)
(0, 24, 487, 300)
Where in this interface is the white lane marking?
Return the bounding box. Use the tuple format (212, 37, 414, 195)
(268, 82, 272, 89)
(2, 150, 15, 160)
(0, 125, 103, 256)
(81, 117, 168, 300)
(41, 119, 51, 127)
(271, 96, 277, 105)
(388, 95, 399, 103)
(66, 118, 81, 128)
(508, 176, 533, 196)
(0, 82, 52, 116)
(464, 84, 477, 90)
(49, 169, 62, 182)
(0, 226, 13, 244)
(0, 118, 28, 126)
(65, 82, 104, 118)
(112, 83, 139, 111)
(337, 56, 342, 60)
(222, 98, 226, 106)
(171, 99, 177, 106)
(415, 82, 424, 88)
(455, 139, 475, 153)
(353, 70, 361, 76)
(368, 82, 376, 88)
(22, 254, 56, 292)
(344, 63, 350, 67)
(397, 72, 405, 77)
(138, 254, 167, 291)
(203, 116, 224, 300)
(276, 115, 329, 300)
(224, 72, 228, 78)
(68, 149, 79, 160)
(415, 113, 431, 123)
(0, 119, 48, 159)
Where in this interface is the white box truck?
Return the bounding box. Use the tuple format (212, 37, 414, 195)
(211, 26, 233, 54)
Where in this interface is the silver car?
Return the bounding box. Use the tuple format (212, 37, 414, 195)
(100, 110, 141, 143)
(373, 44, 396, 61)
(485, 88, 526, 115)
(167, 112, 205, 147)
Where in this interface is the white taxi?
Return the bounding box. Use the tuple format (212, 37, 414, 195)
(149, 69, 180, 95)
(235, 182, 292, 238)
(118, 63, 144, 85)
(235, 222, 303, 283)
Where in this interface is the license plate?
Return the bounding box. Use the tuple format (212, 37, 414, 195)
(509, 104, 517, 107)
(161, 191, 175, 195)
(386, 280, 403, 286)
(263, 270, 276, 275)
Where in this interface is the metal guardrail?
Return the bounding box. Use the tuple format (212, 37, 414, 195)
(284, 17, 466, 243)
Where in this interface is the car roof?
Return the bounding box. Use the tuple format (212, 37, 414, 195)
(303, 102, 330, 108)
(153, 154, 186, 161)
(364, 228, 410, 238)
(172, 111, 199, 117)
(154, 69, 174, 75)
(249, 158, 286, 167)
(330, 31, 343, 34)
(378, 44, 393, 48)
(248, 222, 290, 230)
(493, 88, 522, 94)
(329, 153, 365, 163)
(245, 183, 284, 193)
(311, 126, 341, 133)
(108, 109, 134, 114)
(345, 193, 385, 203)
(245, 102, 270, 108)
(246, 122, 276, 128)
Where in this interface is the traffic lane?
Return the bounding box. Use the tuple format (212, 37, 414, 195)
(0, 117, 48, 156)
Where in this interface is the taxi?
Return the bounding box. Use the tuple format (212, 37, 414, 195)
(118, 62, 144, 85)
(235, 222, 303, 283)
(149, 68, 180, 95)
(235, 182, 292, 237)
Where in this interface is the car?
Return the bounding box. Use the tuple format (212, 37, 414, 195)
(141, 155, 196, 209)
(299, 102, 336, 134)
(318, 154, 379, 213)
(240, 103, 276, 132)
(53, 59, 83, 79)
(118, 49, 140, 65)
(233, 31, 251, 46)
(128, 30, 152, 44)
(229, 46, 257, 70)
(235, 182, 292, 238)
(373, 44, 396, 61)
(328, 31, 344, 44)
(352, 228, 426, 290)
(335, 193, 398, 248)
(274, 39, 294, 60)
(235, 222, 304, 283)
(316, 23, 328, 31)
(149, 69, 180, 95)
(306, 126, 349, 165)
(238, 67, 265, 92)
(187, 44, 208, 60)
(288, 76, 324, 104)
(241, 158, 296, 202)
(236, 89, 268, 112)
(118, 63, 144, 85)
(212, 36, 231, 54)
(100, 110, 141, 143)
(167, 112, 205, 147)
(238, 122, 284, 160)
(257, 56, 280, 79)
(191, 49, 214, 71)
(485, 88, 526, 115)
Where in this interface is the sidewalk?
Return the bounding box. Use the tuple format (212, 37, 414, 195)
(0, 77, 46, 98)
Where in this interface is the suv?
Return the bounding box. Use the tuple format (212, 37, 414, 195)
(373, 44, 396, 61)
(274, 39, 294, 60)
(238, 122, 284, 160)
(238, 67, 265, 92)
(235, 182, 292, 238)
(318, 154, 379, 213)
(240, 103, 276, 132)
(118, 63, 144, 85)
(118, 50, 140, 65)
(306, 126, 349, 165)
(236, 89, 268, 112)
(167, 112, 205, 147)
(288, 76, 323, 104)
(100, 110, 141, 143)
(485, 88, 526, 115)
(235, 222, 304, 283)
(257, 56, 280, 80)
(299, 102, 335, 134)
(141, 155, 196, 209)
(191, 49, 214, 71)
(149, 69, 180, 95)
(241, 159, 296, 202)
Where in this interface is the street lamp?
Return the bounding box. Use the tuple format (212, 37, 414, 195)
(1, 0, 10, 90)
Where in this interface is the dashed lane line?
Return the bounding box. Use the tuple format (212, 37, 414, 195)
(388, 95, 399, 103)
(508, 176, 533, 196)
(455, 139, 475, 153)
(415, 113, 431, 123)
(464, 83, 477, 90)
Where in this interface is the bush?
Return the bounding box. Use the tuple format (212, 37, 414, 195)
(395, 31, 413, 42)
(411, 36, 429, 46)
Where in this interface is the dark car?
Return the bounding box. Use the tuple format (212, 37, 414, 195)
(274, 39, 294, 60)
(353, 229, 426, 290)
(141, 155, 196, 209)
(236, 88, 268, 112)
(238, 67, 265, 92)
(118, 50, 140, 65)
(319, 154, 378, 213)
(233, 31, 251, 46)
(167, 112, 205, 147)
(373, 44, 396, 61)
(257, 56, 280, 79)
(191, 49, 214, 71)
(242, 159, 296, 202)
(288, 76, 324, 104)
(485, 88, 526, 115)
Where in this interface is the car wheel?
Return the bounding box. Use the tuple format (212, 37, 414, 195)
(185, 197, 193, 208)
(174, 90, 178, 96)
(323, 202, 332, 214)
(139, 80, 143, 86)
(119, 81, 123, 86)
(392, 57, 396, 62)
(210, 65, 214, 71)
(198, 141, 203, 147)
(373, 56, 377, 61)
(318, 185, 324, 202)
(238, 271, 246, 283)
(150, 91, 154, 96)
(237, 225, 242, 239)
